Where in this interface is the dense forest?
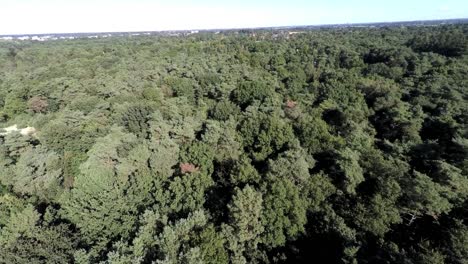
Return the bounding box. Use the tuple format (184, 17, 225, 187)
(0, 24, 467, 264)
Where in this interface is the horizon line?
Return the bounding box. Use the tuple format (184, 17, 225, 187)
(1, 17, 467, 37)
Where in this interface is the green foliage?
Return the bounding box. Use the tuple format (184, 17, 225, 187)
(40, 110, 107, 153)
(260, 150, 312, 247)
(295, 114, 344, 154)
(153, 210, 208, 264)
(115, 102, 155, 138)
(408, 28, 467, 57)
(0, 145, 63, 201)
(60, 128, 140, 255)
(201, 120, 243, 162)
(2, 94, 27, 118)
(336, 148, 365, 195)
(0, 24, 466, 264)
(402, 171, 453, 217)
(209, 100, 241, 121)
(0, 205, 76, 264)
(239, 110, 295, 161)
(228, 185, 264, 244)
(165, 171, 213, 216)
(180, 141, 215, 176)
(446, 221, 468, 264)
(229, 155, 260, 185)
(195, 225, 229, 264)
(261, 176, 307, 247)
(164, 76, 196, 103)
(231, 80, 275, 108)
(0, 193, 25, 227)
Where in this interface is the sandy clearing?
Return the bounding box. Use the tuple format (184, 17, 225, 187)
(0, 124, 37, 136)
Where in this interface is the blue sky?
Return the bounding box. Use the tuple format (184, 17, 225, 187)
(0, 0, 467, 34)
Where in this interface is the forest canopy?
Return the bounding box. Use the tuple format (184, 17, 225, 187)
(0, 24, 467, 264)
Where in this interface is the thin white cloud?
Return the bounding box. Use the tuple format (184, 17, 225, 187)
(438, 6, 452, 12)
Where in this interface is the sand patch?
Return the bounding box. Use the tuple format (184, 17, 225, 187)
(0, 124, 37, 136)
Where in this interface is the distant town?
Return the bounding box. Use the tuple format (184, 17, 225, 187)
(1, 18, 466, 42)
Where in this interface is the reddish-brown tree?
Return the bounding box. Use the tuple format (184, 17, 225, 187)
(28, 96, 48, 113)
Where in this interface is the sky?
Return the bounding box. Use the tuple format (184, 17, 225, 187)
(0, 0, 467, 35)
